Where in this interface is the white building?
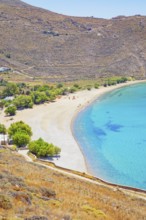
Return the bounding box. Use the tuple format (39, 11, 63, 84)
(0, 134, 8, 145)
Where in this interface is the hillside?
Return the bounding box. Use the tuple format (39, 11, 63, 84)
(1, 0, 146, 81)
(0, 147, 146, 220)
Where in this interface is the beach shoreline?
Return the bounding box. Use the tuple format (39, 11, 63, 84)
(0, 80, 146, 173)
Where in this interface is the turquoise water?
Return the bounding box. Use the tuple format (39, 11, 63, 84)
(73, 83, 146, 190)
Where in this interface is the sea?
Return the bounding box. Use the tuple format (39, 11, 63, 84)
(73, 83, 146, 190)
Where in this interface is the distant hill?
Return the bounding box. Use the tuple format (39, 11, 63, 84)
(1, 0, 146, 82)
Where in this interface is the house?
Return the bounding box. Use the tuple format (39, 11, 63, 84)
(0, 67, 11, 73)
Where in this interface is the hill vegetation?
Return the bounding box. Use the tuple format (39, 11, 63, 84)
(1, 0, 146, 82)
(0, 147, 146, 220)
(0, 76, 130, 117)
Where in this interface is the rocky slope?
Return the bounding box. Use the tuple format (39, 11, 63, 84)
(1, 0, 146, 81)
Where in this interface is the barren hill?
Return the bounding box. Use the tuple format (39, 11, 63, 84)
(1, 147, 146, 219)
(1, 0, 146, 81)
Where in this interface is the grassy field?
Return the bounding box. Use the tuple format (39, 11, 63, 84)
(0, 147, 146, 220)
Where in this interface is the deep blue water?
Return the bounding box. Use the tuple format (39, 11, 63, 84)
(73, 83, 146, 190)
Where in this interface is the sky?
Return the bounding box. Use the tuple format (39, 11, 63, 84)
(22, 0, 146, 19)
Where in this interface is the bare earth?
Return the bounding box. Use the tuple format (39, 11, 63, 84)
(0, 80, 145, 173)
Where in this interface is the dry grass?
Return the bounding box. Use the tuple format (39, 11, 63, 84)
(0, 148, 146, 220)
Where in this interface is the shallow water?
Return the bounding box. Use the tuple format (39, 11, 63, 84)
(73, 83, 146, 190)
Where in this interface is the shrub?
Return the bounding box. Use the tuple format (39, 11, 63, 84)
(0, 100, 5, 109)
(56, 83, 63, 88)
(103, 83, 107, 87)
(82, 205, 106, 218)
(40, 187, 56, 198)
(12, 131, 30, 147)
(31, 91, 48, 104)
(0, 194, 12, 209)
(73, 83, 79, 88)
(87, 85, 92, 90)
(94, 83, 100, 89)
(0, 123, 7, 134)
(8, 121, 32, 138)
(11, 191, 32, 205)
(13, 95, 33, 109)
(28, 138, 61, 157)
(10, 145, 17, 151)
(2, 82, 19, 97)
(69, 87, 76, 93)
(5, 105, 16, 116)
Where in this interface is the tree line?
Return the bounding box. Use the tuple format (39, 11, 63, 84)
(0, 82, 81, 116)
(0, 76, 131, 116)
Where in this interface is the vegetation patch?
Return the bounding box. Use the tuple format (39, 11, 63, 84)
(28, 138, 61, 157)
(82, 205, 106, 218)
(0, 149, 146, 219)
(0, 194, 12, 210)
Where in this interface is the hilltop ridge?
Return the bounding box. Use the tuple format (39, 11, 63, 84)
(1, 0, 146, 81)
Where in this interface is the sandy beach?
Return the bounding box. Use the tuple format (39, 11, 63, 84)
(0, 80, 145, 173)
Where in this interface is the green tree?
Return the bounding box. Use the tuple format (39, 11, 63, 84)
(0, 100, 5, 109)
(28, 138, 61, 157)
(31, 91, 48, 104)
(12, 131, 30, 147)
(94, 83, 100, 89)
(13, 95, 33, 109)
(5, 105, 16, 116)
(56, 83, 63, 88)
(69, 87, 76, 93)
(8, 121, 32, 138)
(0, 124, 7, 135)
(2, 83, 19, 97)
(73, 83, 80, 89)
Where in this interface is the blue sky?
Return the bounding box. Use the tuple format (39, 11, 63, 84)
(22, 0, 146, 19)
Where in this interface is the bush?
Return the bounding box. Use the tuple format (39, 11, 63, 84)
(8, 121, 32, 138)
(87, 85, 92, 90)
(5, 105, 16, 116)
(31, 91, 48, 104)
(0, 100, 5, 109)
(28, 138, 61, 157)
(0, 194, 12, 209)
(2, 83, 19, 97)
(12, 131, 30, 147)
(82, 205, 106, 218)
(41, 187, 56, 198)
(0, 123, 7, 134)
(73, 83, 80, 88)
(56, 83, 63, 88)
(13, 95, 33, 109)
(69, 87, 76, 93)
(10, 145, 17, 151)
(94, 83, 100, 89)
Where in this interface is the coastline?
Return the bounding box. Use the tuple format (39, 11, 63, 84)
(0, 80, 146, 173)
